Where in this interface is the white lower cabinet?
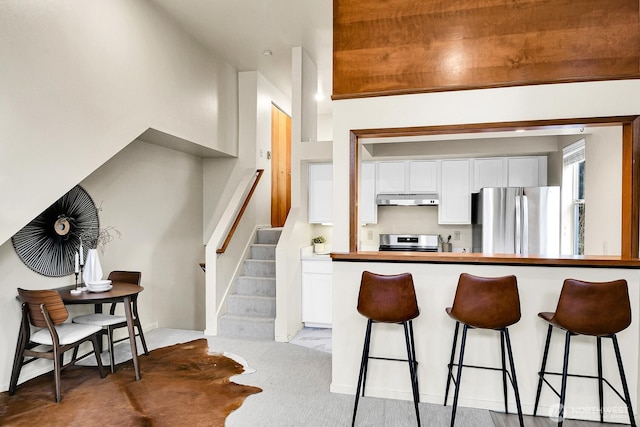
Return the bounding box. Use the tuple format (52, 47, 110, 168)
(301, 258, 332, 327)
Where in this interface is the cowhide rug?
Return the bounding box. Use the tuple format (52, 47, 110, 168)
(0, 339, 261, 426)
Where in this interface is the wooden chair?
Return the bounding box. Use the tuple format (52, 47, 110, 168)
(72, 271, 148, 373)
(9, 288, 106, 402)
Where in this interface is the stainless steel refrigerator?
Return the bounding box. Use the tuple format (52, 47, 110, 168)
(471, 186, 560, 256)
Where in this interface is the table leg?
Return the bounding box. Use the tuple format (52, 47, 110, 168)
(123, 296, 141, 380)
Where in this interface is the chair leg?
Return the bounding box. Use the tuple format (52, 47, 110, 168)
(444, 321, 460, 406)
(503, 328, 524, 427)
(450, 324, 468, 427)
(135, 319, 149, 355)
(597, 337, 604, 423)
(403, 321, 421, 427)
(52, 344, 62, 403)
(90, 334, 106, 379)
(352, 319, 373, 427)
(500, 330, 508, 414)
(9, 324, 28, 395)
(558, 331, 572, 427)
(534, 324, 553, 416)
(107, 327, 116, 373)
(611, 335, 636, 427)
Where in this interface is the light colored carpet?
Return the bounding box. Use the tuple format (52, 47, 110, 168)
(107, 328, 622, 427)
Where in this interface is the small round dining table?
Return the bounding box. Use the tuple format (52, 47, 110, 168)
(58, 282, 144, 380)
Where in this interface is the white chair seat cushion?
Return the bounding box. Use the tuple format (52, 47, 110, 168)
(73, 313, 126, 327)
(31, 323, 102, 346)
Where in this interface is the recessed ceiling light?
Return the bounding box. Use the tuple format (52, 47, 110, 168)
(263, 49, 272, 57)
(515, 129, 526, 133)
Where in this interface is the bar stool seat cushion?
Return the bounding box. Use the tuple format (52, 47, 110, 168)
(539, 278, 631, 336)
(357, 271, 419, 323)
(446, 273, 520, 329)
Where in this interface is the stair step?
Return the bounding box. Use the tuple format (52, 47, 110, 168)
(228, 294, 276, 317)
(250, 244, 276, 260)
(218, 314, 275, 340)
(256, 228, 282, 245)
(236, 276, 276, 297)
(243, 259, 275, 277)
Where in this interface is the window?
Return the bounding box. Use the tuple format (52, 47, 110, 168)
(563, 140, 585, 255)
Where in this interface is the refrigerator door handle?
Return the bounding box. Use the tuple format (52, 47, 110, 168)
(515, 195, 521, 254)
(521, 195, 529, 255)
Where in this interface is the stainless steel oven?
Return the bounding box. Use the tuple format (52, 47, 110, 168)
(379, 234, 439, 252)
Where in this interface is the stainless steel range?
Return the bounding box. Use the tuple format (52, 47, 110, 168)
(379, 234, 439, 252)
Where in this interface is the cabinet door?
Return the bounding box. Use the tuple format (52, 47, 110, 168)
(439, 159, 471, 224)
(507, 157, 538, 187)
(472, 158, 506, 192)
(308, 163, 333, 224)
(407, 160, 438, 193)
(359, 162, 377, 224)
(376, 161, 405, 193)
(301, 261, 332, 327)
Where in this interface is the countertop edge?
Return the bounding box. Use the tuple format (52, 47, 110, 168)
(329, 251, 640, 268)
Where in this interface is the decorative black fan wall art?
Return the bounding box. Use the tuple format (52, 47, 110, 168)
(12, 185, 100, 277)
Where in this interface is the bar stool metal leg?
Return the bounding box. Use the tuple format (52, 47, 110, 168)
(500, 330, 508, 414)
(403, 321, 421, 427)
(612, 335, 637, 427)
(444, 321, 460, 405)
(503, 328, 524, 427)
(558, 331, 572, 427)
(352, 319, 373, 427)
(533, 324, 553, 416)
(597, 337, 604, 423)
(450, 324, 469, 427)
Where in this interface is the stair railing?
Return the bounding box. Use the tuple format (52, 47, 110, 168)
(216, 169, 264, 254)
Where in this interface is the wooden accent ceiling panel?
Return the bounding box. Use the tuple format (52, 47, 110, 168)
(333, 0, 640, 98)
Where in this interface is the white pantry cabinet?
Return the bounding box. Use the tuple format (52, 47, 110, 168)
(301, 258, 332, 327)
(439, 159, 471, 224)
(308, 163, 333, 224)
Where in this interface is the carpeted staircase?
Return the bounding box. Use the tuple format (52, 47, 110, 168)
(218, 228, 281, 340)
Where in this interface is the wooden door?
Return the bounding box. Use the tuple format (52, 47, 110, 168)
(271, 104, 291, 227)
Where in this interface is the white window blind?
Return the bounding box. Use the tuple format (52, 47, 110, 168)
(563, 139, 585, 166)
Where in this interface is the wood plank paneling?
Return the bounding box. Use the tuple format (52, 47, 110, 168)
(333, 0, 640, 98)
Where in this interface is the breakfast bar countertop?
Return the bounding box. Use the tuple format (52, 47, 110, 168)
(330, 250, 640, 268)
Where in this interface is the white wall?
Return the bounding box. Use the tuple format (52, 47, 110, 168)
(0, 140, 205, 390)
(0, 0, 238, 245)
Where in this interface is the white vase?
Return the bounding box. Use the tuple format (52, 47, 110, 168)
(82, 248, 103, 284)
(314, 243, 325, 254)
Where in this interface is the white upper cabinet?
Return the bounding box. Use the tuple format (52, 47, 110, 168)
(472, 158, 507, 192)
(359, 162, 377, 224)
(507, 156, 547, 187)
(308, 163, 333, 224)
(407, 160, 438, 192)
(376, 161, 406, 193)
(439, 159, 471, 224)
(472, 156, 548, 191)
(376, 160, 438, 193)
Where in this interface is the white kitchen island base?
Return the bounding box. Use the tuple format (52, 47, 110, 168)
(330, 261, 639, 425)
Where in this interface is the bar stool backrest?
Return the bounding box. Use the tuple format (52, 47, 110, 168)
(17, 288, 68, 327)
(553, 278, 631, 336)
(357, 271, 419, 323)
(449, 273, 520, 329)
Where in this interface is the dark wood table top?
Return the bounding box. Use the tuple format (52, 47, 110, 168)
(58, 281, 144, 304)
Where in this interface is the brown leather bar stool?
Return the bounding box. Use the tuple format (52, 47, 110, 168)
(444, 273, 524, 427)
(533, 279, 636, 427)
(352, 271, 421, 427)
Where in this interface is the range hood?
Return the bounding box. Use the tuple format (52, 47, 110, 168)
(376, 193, 440, 206)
